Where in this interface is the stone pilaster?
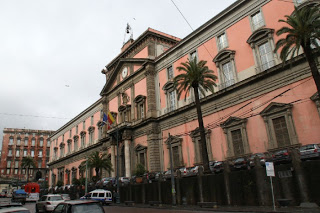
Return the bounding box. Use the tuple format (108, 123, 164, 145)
(102, 97, 109, 138)
(110, 145, 116, 177)
(145, 63, 157, 118)
(123, 130, 132, 177)
(147, 123, 161, 172)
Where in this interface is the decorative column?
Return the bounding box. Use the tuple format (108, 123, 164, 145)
(123, 130, 132, 177)
(102, 97, 109, 138)
(110, 144, 116, 177)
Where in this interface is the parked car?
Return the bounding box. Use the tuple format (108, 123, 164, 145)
(231, 157, 250, 170)
(11, 189, 27, 205)
(271, 149, 291, 164)
(210, 161, 224, 173)
(154, 172, 166, 181)
(119, 177, 130, 185)
(299, 144, 320, 160)
(35, 194, 64, 213)
(249, 153, 269, 167)
(0, 192, 6, 198)
(102, 177, 115, 187)
(60, 194, 70, 201)
(80, 189, 112, 205)
(52, 200, 105, 213)
(186, 166, 203, 176)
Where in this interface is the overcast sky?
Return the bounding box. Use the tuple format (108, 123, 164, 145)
(0, 0, 237, 147)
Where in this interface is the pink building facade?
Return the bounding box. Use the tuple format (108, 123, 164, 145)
(48, 0, 320, 186)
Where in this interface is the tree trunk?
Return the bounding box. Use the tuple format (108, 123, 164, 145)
(303, 45, 320, 96)
(95, 168, 100, 180)
(26, 167, 29, 183)
(193, 86, 210, 173)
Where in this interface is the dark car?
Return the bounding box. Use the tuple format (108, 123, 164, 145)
(249, 153, 269, 167)
(52, 200, 105, 213)
(271, 149, 291, 164)
(11, 190, 27, 205)
(299, 144, 320, 160)
(210, 161, 224, 173)
(231, 157, 250, 170)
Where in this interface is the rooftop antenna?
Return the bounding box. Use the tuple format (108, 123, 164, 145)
(123, 23, 133, 45)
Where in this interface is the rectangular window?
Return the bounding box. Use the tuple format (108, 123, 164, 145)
(24, 150, 27, 156)
(140, 104, 144, 119)
(62, 134, 64, 141)
(25, 138, 28, 145)
(39, 139, 43, 147)
(14, 169, 18, 175)
(231, 129, 244, 155)
(38, 161, 42, 168)
(68, 143, 71, 153)
(139, 153, 145, 167)
(169, 91, 176, 112)
(6, 169, 10, 175)
(39, 150, 43, 157)
(91, 116, 94, 125)
(83, 121, 85, 130)
(15, 161, 19, 168)
(167, 66, 174, 80)
(259, 42, 274, 71)
(190, 51, 197, 62)
(217, 33, 228, 50)
(9, 138, 13, 145)
(8, 149, 12, 156)
(222, 62, 235, 87)
(74, 139, 78, 151)
(17, 138, 21, 145)
(7, 161, 11, 168)
(76, 125, 78, 134)
(16, 150, 20, 157)
(69, 130, 72, 138)
(272, 116, 290, 147)
(251, 11, 264, 31)
(47, 140, 50, 147)
(172, 146, 180, 168)
(22, 169, 26, 174)
(31, 150, 34, 157)
(31, 139, 35, 146)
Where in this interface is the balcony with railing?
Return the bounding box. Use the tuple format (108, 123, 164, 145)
(255, 60, 275, 74)
(164, 105, 176, 114)
(218, 79, 235, 90)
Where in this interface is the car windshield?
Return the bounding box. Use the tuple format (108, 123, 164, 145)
(72, 203, 103, 213)
(48, 196, 62, 201)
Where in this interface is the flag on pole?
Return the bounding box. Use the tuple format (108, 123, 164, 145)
(103, 112, 115, 129)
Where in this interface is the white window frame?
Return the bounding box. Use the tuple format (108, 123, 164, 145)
(167, 66, 174, 80)
(217, 32, 228, 51)
(250, 10, 265, 32)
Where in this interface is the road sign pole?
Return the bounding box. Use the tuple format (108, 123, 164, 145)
(270, 176, 276, 211)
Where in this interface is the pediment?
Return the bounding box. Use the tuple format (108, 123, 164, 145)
(100, 58, 149, 95)
(213, 49, 235, 63)
(190, 127, 211, 138)
(135, 144, 147, 151)
(165, 135, 182, 147)
(162, 80, 174, 91)
(221, 116, 247, 128)
(247, 28, 274, 45)
(134, 95, 146, 103)
(260, 102, 292, 116)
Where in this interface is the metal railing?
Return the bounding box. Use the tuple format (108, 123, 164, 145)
(255, 60, 275, 74)
(219, 79, 235, 90)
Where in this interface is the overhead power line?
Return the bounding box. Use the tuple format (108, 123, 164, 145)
(0, 113, 71, 120)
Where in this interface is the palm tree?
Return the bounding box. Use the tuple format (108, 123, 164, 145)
(274, 5, 320, 96)
(174, 58, 217, 172)
(21, 156, 36, 182)
(81, 151, 113, 181)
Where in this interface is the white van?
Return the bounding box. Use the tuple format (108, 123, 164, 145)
(80, 189, 112, 205)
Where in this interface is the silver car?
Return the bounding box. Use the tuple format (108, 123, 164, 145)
(36, 194, 64, 212)
(299, 144, 320, 160)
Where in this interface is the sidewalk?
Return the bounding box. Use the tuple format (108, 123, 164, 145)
(111, 203, 320, 213)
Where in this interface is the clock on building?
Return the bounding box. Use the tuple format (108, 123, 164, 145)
(122, 67, 128, 78)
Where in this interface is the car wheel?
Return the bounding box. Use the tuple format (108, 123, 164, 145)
(35, 205, 39, 213)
